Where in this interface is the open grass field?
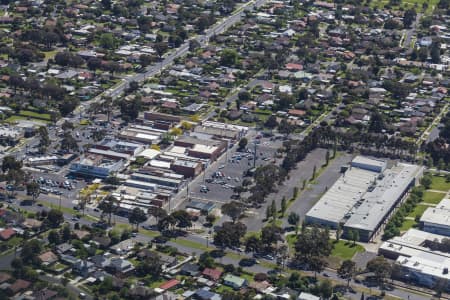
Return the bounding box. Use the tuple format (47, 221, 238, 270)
(430, 175, 450, 192)
(370, 0, 439, 14)
(331, 240, 364, 260)
(400, 219, 418, 231)
(422, 190, 446, 204)
(19, 110, 51, 120)
(407, 203, 430, 218)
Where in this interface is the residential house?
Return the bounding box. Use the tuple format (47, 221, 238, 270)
(7, 279, 31, 296)
(56, 243, 73, 255)
(21, 218, 42, 231)
(32, 288, 58, 300)
(38, 251, 58, 266)
(107, 257, 135, 275)
(202, 268, 222, 281)
(72, 260, 95, 277)
(180, 263, 200, 277)
(192, 288, 222, 300)
(110, 239, 136, 255)
(223, 274, 247, 289)
(0, 228, 16, 241)
(159, 279, 180, 291)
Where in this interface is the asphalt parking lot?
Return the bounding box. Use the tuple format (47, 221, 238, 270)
(189, 135, 284, 204)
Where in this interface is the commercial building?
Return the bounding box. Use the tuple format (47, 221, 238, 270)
(0, 126, 23, 146)
(171, 159, 203, 178)
(305, 156, 423, 242)
(379, 229, 450, 290)
(130, 172, 185, 191)
(174, 136, 226, 161)
(25, 155, 59, 166)
(93, 138, 145, 156)
(69, 155, 125, 178)
(420, 198, 450, 237)
(194, 121, 248, 140)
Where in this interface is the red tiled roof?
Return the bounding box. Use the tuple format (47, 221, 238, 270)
(9, 279, 31, 294)
(159, 279, 180, 290)
(285, 63, 303, 71)
(0, 228, 15, 240)
(288, 109, 306, 116)
(202, 268, 222, 281)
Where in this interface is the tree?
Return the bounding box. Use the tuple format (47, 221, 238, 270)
(318, 279, 333, 299)
(221, 201, 244, 223)
(368, 111, 385, 133)
(98, 195, 117, 225)
(128, 207, 147, 231)
(2, 156, 22, 173)
(245, 235, 262, 253)
(220, 49, 239, 67)
(431, 41, 441, 64)
(214, 222, 247, 249)
(154, 42, 168, 58)
(61, 120, 74, 131)
(280, 196, 287, 217)
(21, 239, 42, 265)
(60, 132, 78, 152)
(48, 230, 61, 245)
(366, 256, 392, 288)
(270, 200, 276, 221)
(26, 181, 40, 202)
(37, 126, 50, 153)
(288, 212, 300, 233)
(403, 9, 417, 28)
(338, 260, 356, 289)
(420, 174, 432, 189)
(135, 251, 162, 278)
(47, 209, 64, 228)
(336, 224, 342, 242)
(295, 226, 332, 278)
(238, 138, 248, 150)
(265, 206, 272, 220)
(261, 225, 283, 252)
(265, 115, 278, 129)
(171, 210, 192, 229)
(99, 33, 116, 49)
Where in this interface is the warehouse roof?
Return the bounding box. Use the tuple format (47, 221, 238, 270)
(306, 166, 377, 225)
(420, 198, 450, 227)
(345, 163, 422, 232)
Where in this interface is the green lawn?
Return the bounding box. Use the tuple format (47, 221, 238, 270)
(19, 110, 52, 120)
(422, 191, 445, 204)
(331, 240, 364, 260)
(430, 176, 450, 192)
(5, 115, 49, 124)
(400, 219, 418, 231)
(370, 0, 439, 14)
(172, 238, 209, 251)
(407, 204, 430, 218)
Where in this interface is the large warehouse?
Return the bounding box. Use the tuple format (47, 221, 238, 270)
(379, 229, 450, 290)
(420, 198, 450, 237)
(305, 156, 423, 242)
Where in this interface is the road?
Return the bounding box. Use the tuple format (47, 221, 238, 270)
(56, 0, 269, 127)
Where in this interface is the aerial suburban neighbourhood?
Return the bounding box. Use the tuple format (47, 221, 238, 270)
(0, 0, 449, 299)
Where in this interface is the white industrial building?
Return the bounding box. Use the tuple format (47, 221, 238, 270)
(420, 198, 450, 237)
(379, 229, 450, 290)
(305, 156, 423, 242)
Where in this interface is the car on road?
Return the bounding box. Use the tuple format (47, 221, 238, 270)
(239, 258, 256, 267)
(218, 165, 225, 169)
(152, 236, 169, 244)
(71, 217, 79, 221)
